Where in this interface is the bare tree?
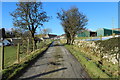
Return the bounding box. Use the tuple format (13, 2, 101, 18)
(10, 1, 49, 45)
(57, 7, 88, 45)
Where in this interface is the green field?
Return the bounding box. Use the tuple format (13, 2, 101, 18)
(0, 46, 17, 68)
(2, 41, 52, 80)
(0, 41, 49, 69)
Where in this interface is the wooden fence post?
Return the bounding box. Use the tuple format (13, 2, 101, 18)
(33, 40, 35, 51)
(17, 43, 20, 63)
(37, 42, 39, 49)
(1, 43, 4, 70)
(27, 38, 30, 54)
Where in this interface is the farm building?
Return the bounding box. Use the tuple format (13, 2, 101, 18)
(43, 34, 57, 39)
(77, 30, 97, 37)
(0, 39, 11, 46)
(97, 28, 120, 36)
(112, 28, 120, 31)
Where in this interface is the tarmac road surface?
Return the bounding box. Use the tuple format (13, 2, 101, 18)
(18, 41, 90, 79)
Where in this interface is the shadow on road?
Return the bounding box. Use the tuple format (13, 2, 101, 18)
(20, 67, 67, 80)
(12, 43, 53, 80)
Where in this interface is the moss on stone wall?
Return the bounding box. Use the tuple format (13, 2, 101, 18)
(95, 37, 120, 54)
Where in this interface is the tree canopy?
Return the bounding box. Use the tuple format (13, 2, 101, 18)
(57, 7, 88, 45)
(11, 1, 49, 40)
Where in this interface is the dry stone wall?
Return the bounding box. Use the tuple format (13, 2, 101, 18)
(73, 40, 119, 64)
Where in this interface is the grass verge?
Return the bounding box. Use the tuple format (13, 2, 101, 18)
(1, 41, 52, 80)
(65, 45, 110, 78)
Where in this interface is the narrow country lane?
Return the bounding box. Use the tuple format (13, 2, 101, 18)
(18, 41, 90, 79)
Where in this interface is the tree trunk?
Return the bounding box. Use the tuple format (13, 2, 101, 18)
(67, 37, 71, 45)
(67, 38, 69, 44)
(71, 34, 75, 45)
(71, 38, 74, 45)
(31, 31, 37, 49)
(33, 40, 35, 51)
(68, 34, 74, 45)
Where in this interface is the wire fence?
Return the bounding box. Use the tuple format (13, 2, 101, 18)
(0, 38, 51, 70)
